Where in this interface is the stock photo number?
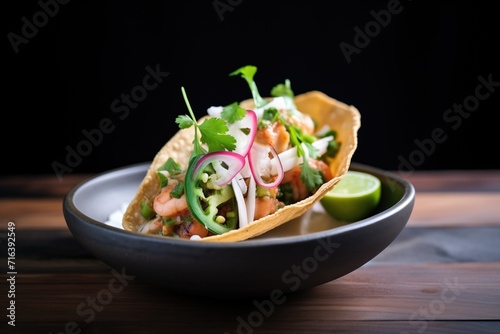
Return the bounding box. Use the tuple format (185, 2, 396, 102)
(6, 221, 17, 327)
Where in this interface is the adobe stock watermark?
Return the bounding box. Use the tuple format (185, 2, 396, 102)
(397, 73, 499, 177)
(339, 0, 411, 64)
(213, 0, 243, 22)
(224, 238, 340, 334)
(51, 63, 169, 181)
(400, 277, 465, 334)
(48, 267, 135, 334)
(7, 0, 71, 54)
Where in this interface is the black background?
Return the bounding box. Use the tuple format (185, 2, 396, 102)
(3, 0, 499, 178)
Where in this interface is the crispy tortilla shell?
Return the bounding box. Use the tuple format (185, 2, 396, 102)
(122, 90, 361, 242)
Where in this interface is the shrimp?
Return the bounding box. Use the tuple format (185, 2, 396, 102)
(256, 121, 290, 153)
(254, 196, 283, 220)
(139, 217, 163, 234)
(177, 220, 208, 239)
(313, 158, 333, 182)
(153, 178, 189, 217)
(282, 165, 309, 202)
(282, 111, 315, 135)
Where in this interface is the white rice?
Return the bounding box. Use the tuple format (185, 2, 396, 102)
(103, 202, 128, 229)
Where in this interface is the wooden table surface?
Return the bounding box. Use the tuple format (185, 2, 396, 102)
(1, 169, 500, 333)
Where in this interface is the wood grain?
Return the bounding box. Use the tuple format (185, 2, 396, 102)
(2, 263, 498, 333)
(0, 199, 65, 229)
(1, 171, 499, 333)
(2, 193, 500, 230)
(408, 192, 500, 227)
(2, 169, 500, 198)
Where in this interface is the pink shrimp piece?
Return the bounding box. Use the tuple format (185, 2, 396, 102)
(177, 220, 208, 239)
(255, 121, 290, 154)
(254, 197, 283, 220)
(283, 111, 315, 135)
(153, 179, 188, 217)
(140, 217, 163, 234)
(282, 165, 309, 202)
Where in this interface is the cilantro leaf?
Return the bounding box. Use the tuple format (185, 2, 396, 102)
(179, 87, 238, 157)
(230, 65, 268, 108)
(175, 115, 194, 129)
(271, 79, 294, 99)
(271, 79, 297, 112)
(303, 142, 320, 159)
(221, 102, 246, 124)
(288, 125, 324, 191)
(198, 118, 236, 152)
(261, 107, 280, 123)
(300, 160, 324, 191)
(179, 87, 237, 157)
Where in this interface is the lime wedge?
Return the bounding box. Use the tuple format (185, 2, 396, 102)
(320, 170, 381, 222)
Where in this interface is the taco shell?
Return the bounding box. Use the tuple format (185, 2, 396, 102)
(122, 90, 361, 242)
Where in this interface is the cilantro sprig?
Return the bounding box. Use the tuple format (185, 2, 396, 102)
(232, 66, 324, 191)
(263, 108, 324, 191)
(176, 87, 236, 158)
(288, 126, 324, 191)
(230, 65, 268, 108)
(271, 78, 297, 112)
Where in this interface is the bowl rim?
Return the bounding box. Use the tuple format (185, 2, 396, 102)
(63, 161, 415, 249)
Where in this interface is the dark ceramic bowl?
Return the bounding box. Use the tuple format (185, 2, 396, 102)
(63, 162, 415, 299)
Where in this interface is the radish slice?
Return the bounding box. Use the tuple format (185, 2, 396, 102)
(252, 96, 287, 119)
(245, 175, 256, 223)
(279, 136, 334, 172)
(233, 172, 247, 194)
(231, 177, 248, 228)
(312, 135, 333, 156)
(194, 151, 245, 187)
(206, 108, 257, 157)
(207, 106, 223, 117)
(314, 124, 331, 137)
(228, 110, 258, 157)
(248, 143, 284, 188)
(239, 156, 252, 179)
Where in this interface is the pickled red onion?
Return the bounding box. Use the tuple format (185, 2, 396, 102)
(248, 143, 284, 188)
(194, 151, 245, 187)
(228, 110, 258, 157)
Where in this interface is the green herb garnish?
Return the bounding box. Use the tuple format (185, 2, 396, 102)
(288, 126, 324, 191)
(230, 65, 268, 108)
(176, 87, 236, 157)
(319, 130, 340, 159)
(232, 66, 325, 191)
(271, 79, 297, 112)
(221, 102, 246, 124)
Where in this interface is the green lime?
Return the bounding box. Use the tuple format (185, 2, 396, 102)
(320, 170, 381, 222)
